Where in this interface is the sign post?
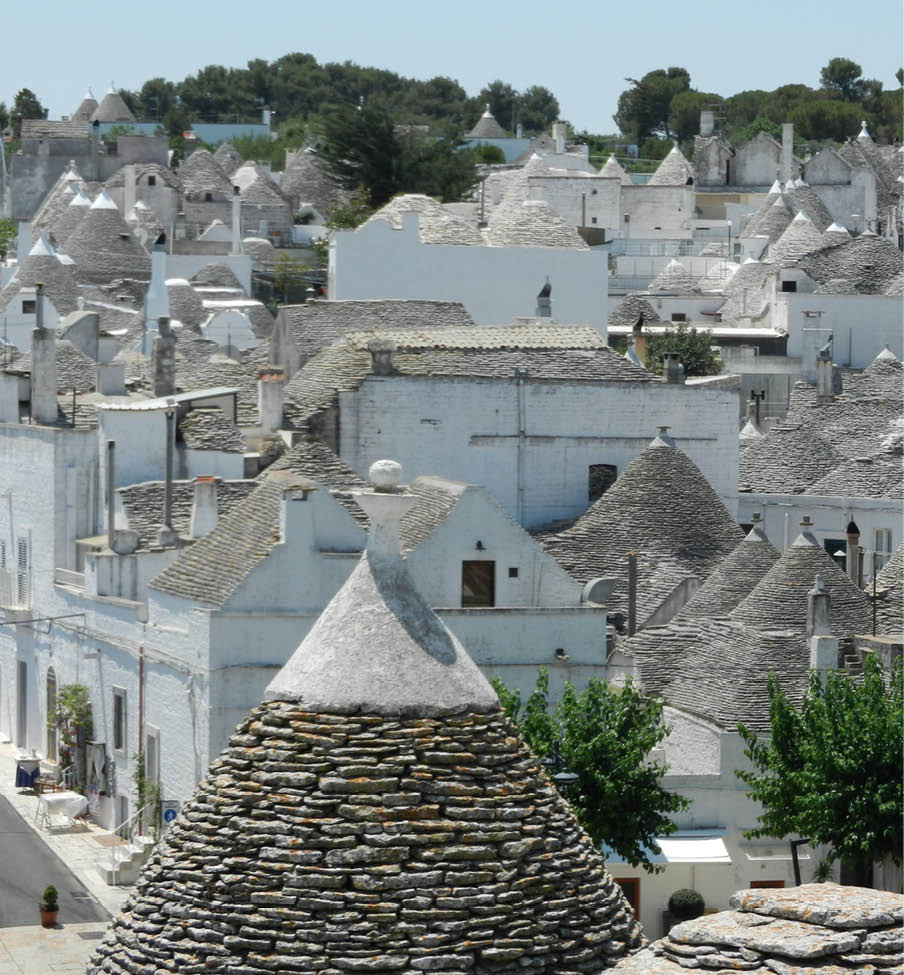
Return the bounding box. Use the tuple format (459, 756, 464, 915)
(161, 800, 179, 829)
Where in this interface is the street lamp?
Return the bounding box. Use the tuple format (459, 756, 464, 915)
(542, 741, 579, 798)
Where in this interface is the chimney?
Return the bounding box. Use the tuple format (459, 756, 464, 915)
(258, 368, 285, 434)
(807, 574, 831, 637)
(151, 316, 176, 397)
(106, 440, 116, 550)
(516, 123, 523, 139)
(369, 339, 396, 376)
(662, 352, 685, 384)
(124, 164, 136, 215)
(700, 110, 714, 137)
(632, 317, 646, 363)
(535, 277, 552, 318)
(553, 122, 566, 155)
(816, 342, 834, 403)
(97, 362, 126, 396)
(781, 123, 794, 183)
(156, 409, 178, 547)
(189, 476, 219, 538)
(231, 186, 242, 255)
(30, 284, 58, 424)
(845, 519, 862, 586)
(144, 237, 169, 323)
(279, 484, 314, 544)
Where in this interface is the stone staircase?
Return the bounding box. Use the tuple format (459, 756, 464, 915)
(97, 833, 157, 886)
(842, 646, 863, 676)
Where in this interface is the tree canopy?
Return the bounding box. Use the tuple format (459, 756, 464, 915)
(737, 656, 903, 886)
(644, 324, 721, 377)
(615, 67, 691, 141)
(10, 88, 47, 137)
(319, 103, 476, 208)
(492, 668, 688, 871)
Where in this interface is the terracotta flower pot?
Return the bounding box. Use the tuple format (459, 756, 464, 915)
(39, 907, 58, 928)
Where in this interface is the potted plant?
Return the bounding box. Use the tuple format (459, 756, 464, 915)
(39, 885, 58, 927)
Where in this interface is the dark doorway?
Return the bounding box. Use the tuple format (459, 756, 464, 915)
(461, 561, 495, 607)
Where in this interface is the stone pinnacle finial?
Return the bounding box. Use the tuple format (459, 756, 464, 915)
(353, 460, 415, 558)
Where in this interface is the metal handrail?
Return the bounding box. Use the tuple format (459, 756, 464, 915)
(108, 800, 156, 885)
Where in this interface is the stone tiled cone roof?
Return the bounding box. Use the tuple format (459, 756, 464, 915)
(166, 278, 206, 328)
(467, 108, 508, 139)
(785, 182, 834, 232)
(598, 154, 634, 185)
(71, 91, 98, 122)
(178, 406, 245, 452)
(748, 196, 793, 244)
(765, 212, 827, 267)
(9, 339, 98, 391)
(804, 453, 903, 499)
(626, 616, 813, 732)
(648, 259, 700, 294)
(647, 146, 694, 186)
(797, 235, 902, 294)
(0, 246, 81, 317)
(179, 148, 233, 200)
(822, 221, 852, 246)
(264, 437, 366, 488)
(63, 200, 152, 284)
(90, 702, 643, 974)
(213, 142, 244, 177)
(241, 172, 292, 207)
(875, 542, 903, 633)
(281, 148, 347, 213)
(364, 194, 485, 245)
(615, 884, 903, 973)
(676, 525, 780, 620)
(105, 162, 181, 191)
(730, 532, 873, 636)
(276, 299, 474, 370)
(95, 481, 642, 972)
(738, 424, 844, 494)
(540, 438, 743, 619)
(608, 295, 660, 327)
(485, 199, 588, 249)
(118, 479, 257, 549)
(90, 89, 136, 123)
(696, 261, 739, 293)
(191, 263, 247, 291)
(31, 184, 76, 238)
(718, 260, 775, 325)
(51, 191, 92, 246)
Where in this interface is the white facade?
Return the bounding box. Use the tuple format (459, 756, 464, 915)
(329, 214, 608, 335)
(337, 374, 741, 528)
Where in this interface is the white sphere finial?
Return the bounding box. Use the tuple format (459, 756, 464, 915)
(369, 459, 402, 492)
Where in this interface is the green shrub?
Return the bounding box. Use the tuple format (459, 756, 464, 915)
(668, 888, 704, 921)
(41, 885, 58, 909)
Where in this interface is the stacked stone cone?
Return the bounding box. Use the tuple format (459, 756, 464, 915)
(89, 703, 642, 973)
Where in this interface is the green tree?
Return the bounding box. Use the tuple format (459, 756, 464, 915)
(517, 85, 560, 134)
(477, 80, 518, 130)
(135, 77, 179, 121)
(0, 219, 16, 260)
(820, 57, 866, 101)
(615, 67, 691, 141)
(722, 90, 770, 135)
(0, 102, 8, 132)
(10, 88, 47, 137)
(790, 99, 863, 142)
(668, 90, 722, 142)
(737, 656, 903, 887)
(273, 252, 310, 303)
(491, 668, 689, 870)
(896, 68, 903, 87)
(644, 324, 720, 377)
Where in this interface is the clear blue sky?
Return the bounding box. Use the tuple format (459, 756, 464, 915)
(4, 0, 901, 134)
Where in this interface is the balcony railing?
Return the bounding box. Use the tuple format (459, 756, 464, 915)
(54, 567, 86, 590)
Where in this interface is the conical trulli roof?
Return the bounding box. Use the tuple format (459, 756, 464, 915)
(485, 198, 588, 249)
(648, 258, 700, 294)
(766, 211, 826, 266)
(64, 191, 151, 284)
(90, 86, 136, 123)
(822, 221, 851, 247)
(730, 527, 873, 636)
(540, 434, 743, 618)
(71, 88, 98, 122)
(752, 195, 793, 244)
(466, 105, 508, 139)
(0, 235, 80, 316)
(785, 182, 833, 232)
(599, 154, 633, 185)
(165, 277, 205, 328)
(647, 145, 694, 186)
(50, 188, 91, 246)
(281, 148, 347, 213)
(213, 141, 244, 176)
(676, 521, 780, 620)
(179, 147, 233, 200)
(89, 462, 643, 975)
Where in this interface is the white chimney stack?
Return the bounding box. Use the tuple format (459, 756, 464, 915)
(189, 476, 219, 539)
(145, 239, 169, 323)
(552, 122, 566, 155)
(700, 111, 714, 137)
(231, 186, 242, 255)
(30, 284, 58, 425)
(257, 368, 285, 434)
(781, 123, 794, 184)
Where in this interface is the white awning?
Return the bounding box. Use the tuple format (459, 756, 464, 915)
(655, 835, 731, 864)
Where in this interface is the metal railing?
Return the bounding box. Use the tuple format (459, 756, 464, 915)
(107, 801, 157, 886)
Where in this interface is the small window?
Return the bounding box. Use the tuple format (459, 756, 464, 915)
(623, 214, 631, 224)
(508, 567, 519, 579)
(147, 174, 156, 186)
(15, 536, 29, 606)
(589, 464, 617, 503)
(461, 561, 495, 607)
(591, 217, 597, 224)
(204, 192, 213, 202)
(749, 880, 785, 889)
(615, 878, 639, 914)
(112, 687, 127, 754)
(21, 300, 35, 314)
(781, 280, 797, 293)
(671, 313, 687, 323)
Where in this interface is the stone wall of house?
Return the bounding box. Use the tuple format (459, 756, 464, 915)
(527, 175, 620, 235)
(330, 219, 608, 334)
(339, 375, 740, 528)
(620, 185, 694, 236)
